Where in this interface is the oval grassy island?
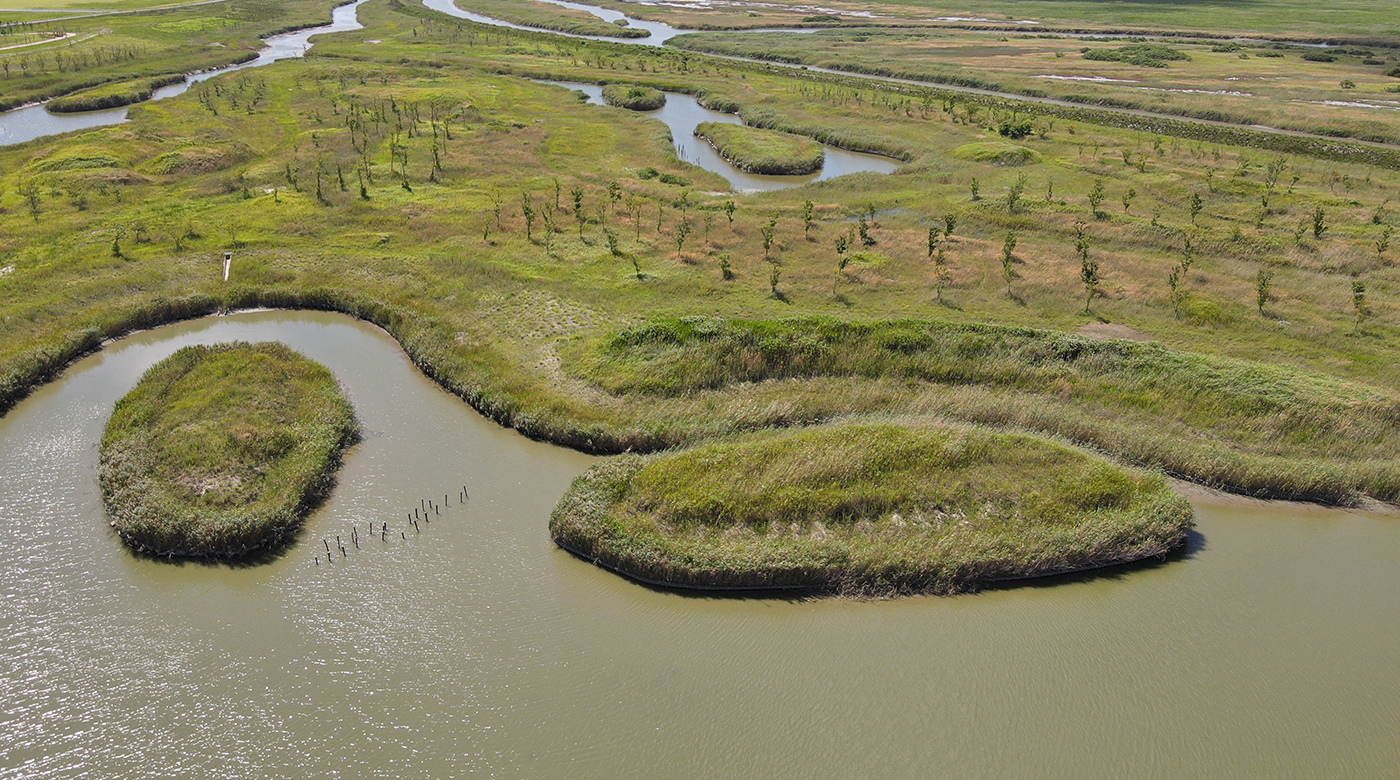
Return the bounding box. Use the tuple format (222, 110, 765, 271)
(601, 84, 667, 111)
(99, 342, 359, 559)
(46, 74, 188, 113)
(693, 122, 825, 175)
(551, 421, 1193, 596)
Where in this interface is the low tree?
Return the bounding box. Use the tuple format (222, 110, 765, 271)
(1377, 225, 1393, 262)
(933, 244, 950, 303)
(607, 181, 622, 212)
(1076, 223, 1099, 313)
(542, 208, 556, 256)
(969, 177, 980, 201)
(1189, 192, 1204, 225)
(675, 220, 692, 256)
(1255, 268, 1274, 314)
(1001, 231, 1018, 296)
(1312, 206, 1327, 239)
(18, 180, 40, 221)
(943, 213, 957, 239)
(1167, 263, 1186, 320)
(1122, 187, 1136, 215)
(1352, 278, 1371, 324)
(573, 187, 587, 238)
(1006, 173, 1026, 214)
(760, 214, 778, 262)
(521, 192, 535, 242)
(802, 199, 815, 238)
(1088, 179, 1106, 219)
(723, 199, 737, 224)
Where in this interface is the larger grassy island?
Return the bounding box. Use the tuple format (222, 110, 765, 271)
(551, 421, 1193, 595)
(99, 342, 359, 559)
(693, 122, 826, 175)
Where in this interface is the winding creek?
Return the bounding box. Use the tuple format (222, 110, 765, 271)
(2, 311, 1400, 776)
(0, 0, 369, 147)
(539, 80, 900, 191)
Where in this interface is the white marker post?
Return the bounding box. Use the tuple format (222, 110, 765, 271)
(223, 251, 232, 281)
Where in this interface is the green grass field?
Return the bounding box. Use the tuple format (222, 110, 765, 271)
(2, 0, 1399, 524)
(667, 30, 1400, 145)
(0, 0, 217, 11)
(99, 342, 359, 558)
(593, 0, 1400, 41)
(0, 0, 339, 109)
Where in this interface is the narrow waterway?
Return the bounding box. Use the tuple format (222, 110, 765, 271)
(0, 0, 368, 147)
(1, 310, 1399, 778)
(541, 80, 900, 191)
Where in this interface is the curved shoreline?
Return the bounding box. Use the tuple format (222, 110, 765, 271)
(548, 431, 1195, 597)
(4, 294, 1399, 508)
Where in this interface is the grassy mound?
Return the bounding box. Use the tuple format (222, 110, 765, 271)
(950, 142, 1041, 166)
(585, 317, 1400, 504)
(693, 122, 825, 175)
(550, 421, 1193, 595)
(46, 74, 186, 113)
(601, 84, 667, 110)
(99, 342, 359, 559)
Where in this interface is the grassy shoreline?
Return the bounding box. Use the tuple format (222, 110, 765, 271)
(449, 0, 649, 38)
(0, 0, 344, 111)
(99, 341, 359, 559)
(550, 421, 1194, 595)
(45, 73, 185, 112)
(4, 2, 1400, 515)
(600, 83, 665, 110)
(693, 121, 824, 175)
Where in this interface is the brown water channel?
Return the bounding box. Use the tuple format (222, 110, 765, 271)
(2, 310, 1399, 777)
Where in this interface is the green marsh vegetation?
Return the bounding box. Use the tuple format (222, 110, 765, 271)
(550, 420, 1194, 594)
(0, 0, 342, 110)
(692, 121, 824, 174)
(600, 83, 665, 110)
(664, 29, 1400, 146)
(1, 0, 1400, 514)
(99, 342, 359, 558)
(45, 73, 185, 112)
(450, 0, 650, 38)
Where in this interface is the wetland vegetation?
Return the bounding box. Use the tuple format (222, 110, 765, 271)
(600, 83, 665, 109)
(551, 420, 1193, 594)
(693, 122, 824, 174)
(99, 341, 358, 558)
(3, 0, 1400, 587)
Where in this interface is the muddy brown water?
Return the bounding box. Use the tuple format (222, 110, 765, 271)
(1, 310, 1399, 778)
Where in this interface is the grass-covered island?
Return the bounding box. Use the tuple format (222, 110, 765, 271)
(550, 421, 1193, 595)
(99, 342, 359, 559)
(600, 84, 667, 110)
(693, 122, 826, 175)
(46, 75, 188, 114)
